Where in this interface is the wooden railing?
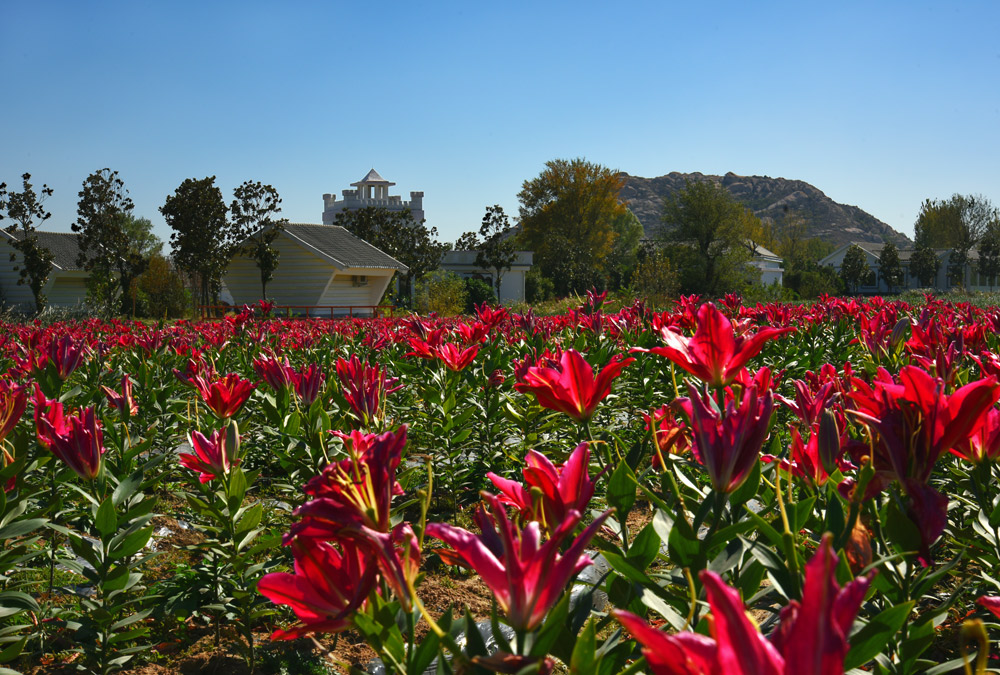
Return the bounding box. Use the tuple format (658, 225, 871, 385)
(198, 305, 396, 320)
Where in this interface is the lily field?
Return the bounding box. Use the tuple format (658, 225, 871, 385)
(4, 293, 1000, 674)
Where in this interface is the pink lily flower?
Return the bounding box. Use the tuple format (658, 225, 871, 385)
(635, 302, 793, 387)
(486, 442, 600, 532)
(292, 363, 325, 406)
(0, 379, 28, 444)
(435, 342, 479, 372)
(253, 353, 296, 392)
(35, 391, 104, 481)
(179, 428, 238, 483)
(101, 375, 138, 417)
(258, 537, 377, 640)
(192, 373, 256, 419)
(675, 382, 774, 494)
(514, 349, 634, 423)
(335, 355, 401, 426)
(425, 492, 611, 631)
(614, 535, 872, 675)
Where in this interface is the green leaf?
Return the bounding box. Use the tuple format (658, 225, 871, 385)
(110, 526, 153, 560)
(607, 461, 637, 516)
(883, 499, 921, 557)
(227, 467, 247, 507)
(570, 620, 597, 674)
(96, 498, 117, 539)
(626, 523, 661, 572)
(236, 503, 263, 535)
(112, 471, 142, 507)
(844, 601, 914, 670)
(0, 518, 46, 541)
(729, 458, 760, 506)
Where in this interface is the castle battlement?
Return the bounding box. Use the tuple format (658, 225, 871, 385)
(322, 170, 424, 225)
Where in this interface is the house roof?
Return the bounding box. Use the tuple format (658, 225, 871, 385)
(281, 223, 408, 272)
(1, 229, 85, 271)
(351, 169, 394, 187)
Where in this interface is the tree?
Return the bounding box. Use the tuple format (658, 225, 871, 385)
(877, 241, 903, 294)
(333, 207, 445, 301)
(840, 244, 871, 294)
(978, 223, 1000, 290)
(453, 231, 481, 251)
(475, 205, 518, 299)
(909, 245, 940, 288)
(517, 158, 630, 296)
(605, 210, 644, 290)
(72, 168, 149, 315)
(631, 243, 678, 307)
(135, 252, 189, 318)
(915, 194, 999, 286)
(230, 181, 287, 299)
(161, 177, 232, 307)
(0, 173, 55, 312)
(660, 179, 756, 295)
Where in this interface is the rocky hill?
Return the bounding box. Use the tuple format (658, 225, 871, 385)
(620, 172, 911, 248)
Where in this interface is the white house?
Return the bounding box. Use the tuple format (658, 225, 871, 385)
(322, 169, 425, 225)
(747, 243, 784, 286)
(439, 250, 534, 304)
(225, 224, 408, 316)
(0, 230, 89, 311)
(819, 242, 955, 293)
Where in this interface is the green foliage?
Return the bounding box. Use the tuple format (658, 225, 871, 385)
(73, 168, 147, 316)
(660, 179, 757, 295)
(230, 181, 287, 299)
(474, 205, 517, 298)
(525, 267, 555, 303)
(909, 244, 940, 287)
(877, 241, 903, 293)
(0, 173, 55, 312)
(840, 244, 871, 294)
(978, 224, 1000, 290)
(453, 231, 480, 251)
(415, 270, 467, 316)
(464, 277, 496, 313)
(630, 244, 678, 307)
(160, 176, 233, 306)
(605, 210, 644, 290)
(134, 252, 190, 318)
(333, 206, 445, 299)
(517, 158, 630, 295)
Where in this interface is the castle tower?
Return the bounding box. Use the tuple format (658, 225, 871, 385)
(322, 169, 425, 224)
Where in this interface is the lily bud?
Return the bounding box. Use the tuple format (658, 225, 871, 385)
(889, 317, 911, 352)
(818, 409, 842, 475)
(960, 618, 989, 675)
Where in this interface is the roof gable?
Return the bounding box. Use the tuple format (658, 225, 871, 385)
(279, 223, 408, 272)
(1, 230, 85, 271)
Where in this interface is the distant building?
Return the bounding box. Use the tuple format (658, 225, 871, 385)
(440, 250, 534, 305)
(0, 230, 89, 311)
(747, 242, 784, 286)
(322, 169, 425, 224)
(818, 241, 999, 292)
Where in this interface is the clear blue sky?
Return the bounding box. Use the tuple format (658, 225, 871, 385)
(2, 1, 998, 246)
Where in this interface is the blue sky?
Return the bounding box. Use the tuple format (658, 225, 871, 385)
(2, 1, 998, 246)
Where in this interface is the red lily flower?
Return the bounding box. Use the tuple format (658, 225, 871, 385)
(292, 364, 325, 405)
(514, 349, 634, 423)
(614, 535, 871, 675)
(35, 392, 104, 481)
(193, 373, 256, 419)
(950, 407, 1000, 464)
(258, 537, 377, 640)
(253, 354, 296, 392)
(47, 335, 88, 380)
(643, 405, 690, 466)
(762, 421, 853, 489)
(291, 427, 408, 537)
(179, 428, 238, 483)
(0, 379, 28, 444)
(635, 302, 793, 387)
(676, 382, 774, 494)
(977, 596, 1000, 620)
(435, 342, 479, 372)
(425, 492, 611, 631)
(335, 355, 401, 426)
(101, 375, 138, 417)
(486, 442, 600, 532)
(1, 447, 16, 493)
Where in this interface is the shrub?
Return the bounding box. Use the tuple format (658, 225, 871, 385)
(630, 248, 678, 308)
(525, 268, 555, 303)
(135, 253, 191, 318)
(415, 270, 467, 316)
(464, 278, 497, 313)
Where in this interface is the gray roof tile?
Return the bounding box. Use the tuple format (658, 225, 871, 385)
(282, 223, 408, 272)
(2, 230, 85, 271)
